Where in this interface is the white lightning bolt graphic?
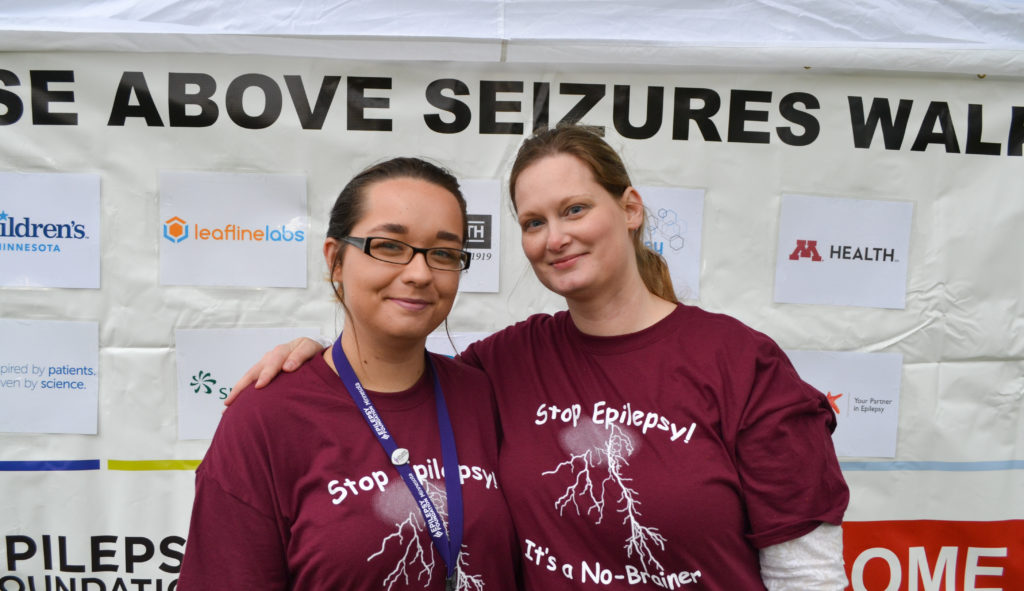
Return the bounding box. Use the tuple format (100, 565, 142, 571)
(544, 422, 667, 573)
(369, 477, 486, 590)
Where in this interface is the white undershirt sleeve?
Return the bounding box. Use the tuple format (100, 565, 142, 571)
(759, 523, 848, 591)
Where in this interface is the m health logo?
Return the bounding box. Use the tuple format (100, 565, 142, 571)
(789, 238, 896, 263)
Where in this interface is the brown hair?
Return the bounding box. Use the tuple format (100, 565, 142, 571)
(326, 157, 467, 304)
(509, 124, 677, 303)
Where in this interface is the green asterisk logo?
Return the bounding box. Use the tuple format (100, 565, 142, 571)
(190, 370, 217, 394)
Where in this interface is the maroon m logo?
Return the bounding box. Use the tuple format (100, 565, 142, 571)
(789, 239, 823, 261)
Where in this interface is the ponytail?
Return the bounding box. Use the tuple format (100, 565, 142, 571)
(633, 225, 678, 304)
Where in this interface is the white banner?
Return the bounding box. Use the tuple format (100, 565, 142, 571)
(0, 51, 1021, 584)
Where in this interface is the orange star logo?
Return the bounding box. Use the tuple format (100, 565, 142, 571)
(826, 391, 843, 414)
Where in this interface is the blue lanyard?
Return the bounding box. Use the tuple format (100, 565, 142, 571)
(331, 337, 464, 588)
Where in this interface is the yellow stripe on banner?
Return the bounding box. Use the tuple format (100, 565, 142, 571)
(107, 460, 201, 471)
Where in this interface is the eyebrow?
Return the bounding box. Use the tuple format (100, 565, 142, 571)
(367, 223, 463, 244)
(516, 193, 591, 221)
(436, 230, 462, 243)
(367, 223, 408, 235)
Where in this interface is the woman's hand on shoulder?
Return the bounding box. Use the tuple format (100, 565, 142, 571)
(225, 337, 325, 406)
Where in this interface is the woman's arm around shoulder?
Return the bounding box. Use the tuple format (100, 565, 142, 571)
(226, 337, 327, 405)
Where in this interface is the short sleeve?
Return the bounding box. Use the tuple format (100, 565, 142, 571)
(178, 472, 289, 590)
(178, 387, 292, 589)
(734, 338, 849, 548)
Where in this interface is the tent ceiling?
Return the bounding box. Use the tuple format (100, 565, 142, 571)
(1, 0, 1022, 75)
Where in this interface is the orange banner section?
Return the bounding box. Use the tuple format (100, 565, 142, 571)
(843, 521, 1023, 591)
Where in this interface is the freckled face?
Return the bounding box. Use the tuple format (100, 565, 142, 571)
(514, 154, 642, 301)
(325, 177, 464, 345)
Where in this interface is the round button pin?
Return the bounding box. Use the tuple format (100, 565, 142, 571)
(391, 448, 410, 466)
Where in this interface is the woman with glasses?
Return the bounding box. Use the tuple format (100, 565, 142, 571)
(178, 158, 520, 590)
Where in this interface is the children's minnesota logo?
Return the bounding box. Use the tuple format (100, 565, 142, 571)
(164, 217, 189, 243)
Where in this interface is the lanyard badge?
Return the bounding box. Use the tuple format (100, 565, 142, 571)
(332, 337, 464, 588)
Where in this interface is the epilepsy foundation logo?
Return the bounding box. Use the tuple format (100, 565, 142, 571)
(162, 216, 305, 244)
(789, 238, 896, 263)
(0, 210, 88, 253)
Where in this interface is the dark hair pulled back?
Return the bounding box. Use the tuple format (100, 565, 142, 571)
(326, 157, 466, 303)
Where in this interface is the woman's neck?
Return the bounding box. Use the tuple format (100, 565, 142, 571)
(566, 277, 676, 337)
(323, 328, 426, 392)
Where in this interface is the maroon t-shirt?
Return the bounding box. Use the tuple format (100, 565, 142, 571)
(460, 304, 849, 590)
(179, 352, 520, 590)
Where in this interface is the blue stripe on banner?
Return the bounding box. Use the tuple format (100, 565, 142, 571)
(0, 460, 102, 471)
(841, 460, 1024, 472)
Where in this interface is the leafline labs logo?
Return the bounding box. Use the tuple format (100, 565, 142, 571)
(0, 210, 88, 253)
(162, 216, 305, 244)
(789, 239, 896, 263)
(163, 216, 189, 243)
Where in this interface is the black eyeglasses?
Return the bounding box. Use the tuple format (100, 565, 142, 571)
(341, 236, 471, 271)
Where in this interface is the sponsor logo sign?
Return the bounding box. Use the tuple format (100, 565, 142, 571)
(0, 173, 100, 288)
(0, 319, 99, 434)
(159, 171, 308, 287)
(775, 194, 913, 309)
(175, 327, 320, 439)
(457, 179, 501, 293)
(637, 186, 705, 301)
(786, 350, 903, 458)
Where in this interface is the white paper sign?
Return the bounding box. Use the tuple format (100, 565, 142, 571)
(0, 319, 99, 434)
(175, 327, 321, 440)
(638, 186, 705, 301)
(0, 173, 101, 288)
(457, 179, 501, 293)
(786, 349, 903, 458)
(159, 171, 308, 287)
(775, 194, 913, 308)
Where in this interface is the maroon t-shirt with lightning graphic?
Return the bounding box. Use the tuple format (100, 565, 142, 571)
(179, 352, 520, 590)
(460, 304, 849, 590)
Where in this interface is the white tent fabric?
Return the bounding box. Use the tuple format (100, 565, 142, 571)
(2, 0, 1023, 74)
